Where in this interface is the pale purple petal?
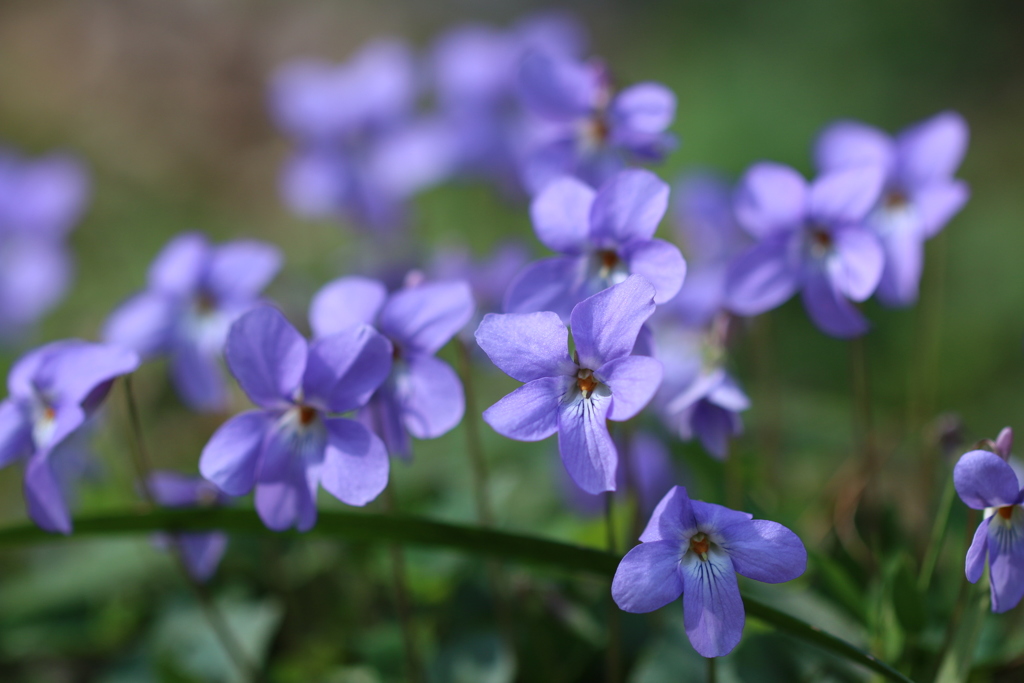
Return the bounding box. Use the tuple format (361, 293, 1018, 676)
(621, 238, 687, 304)
(801, 269, 870, 338)
(395, 355, 464, 439)
(149, 472, 224, 508)
(813, 120, 894, 174)
(611, 541, 684, 613)
(723, 233, 800, 316)
(557, 392, 616, 494)
(320, 417, 389, 506)
(707, 375, 750, 412)
(225, 306, 307, 409)
(205, 241, 282, 304)
(148, 232, 208, 296)
(3, 153, 89, 237)
(279, 150, 348, 219)
(103, 292, 176, 357)
(610, 83, 676, 136)
(24, 453, 72, 534)
(8, 341, 73, 398)
(692, 402, 736, 459)
(589, 170, 670, 245)
(170, 344, 229, 412)
(691, 500, 754, 536)
(518, 51, 598, 120)
(199, 410, 272, 496)
(954, 449, 1021, 510)
(828, 226, 884, 302)
(718, 519, 807, 583)
(483, 376, 570, 441)
(733, 162, 807, 238)
(359, 389, 410, 459)
(309, 276, 388, 338)
(681, 548, 745, 658)
(177, 533, 228, 582)
(474, 311, 574, 383)
(996, 428, 1014, 461)
(503, 256, 584, 320)
(875, 226, 925, 307)
(254, 455, 320, 532)
(379, 281, 474, 356)
(966, 517, 990, 583)
(895, 111, 969, 189)
(257, 410, 326, 484)
(914, 180, 969, 238)
(303, 325, 392, 413)
(640, 485, 697, 543)
(808, 166, 885, 226)
(987, 514, 1024, 613)
(596, 356, 663, 421)
(0, 239, 72, 328)
(529, 176, 595, 254)
(32, 342, 140, 407)
(570, 275, 656, 370)
(0, 399, 32, 468)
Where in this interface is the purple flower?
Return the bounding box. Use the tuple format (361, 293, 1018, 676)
(516, 51, 677, 193)
(612, 485, 806, 657)
(0, 340, 140, 533)
(0, 150, 89, 335)
(814, 111, 969, 306)
(199, 306, 392, 531)
(104, 232, 281, 412)
(477, 275, 663, 494)
(724, 162, 886, 338)
(309, 277, 474, 459)
(953, 429, 1024, 612)
(664, 367, 749, 461)
(430, 242, 530, 337)
(504, 169, 686, 321)
(149, 471, 230, 581)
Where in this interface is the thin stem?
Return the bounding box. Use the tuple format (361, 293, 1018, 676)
(382, 484, 424, 683)
(724, 441, 742, 511)
(455, 339, 495, 526)
(848, 335, 880, 570)
(707, 656, 717, 683)
(917, 475, 956, 592)
(605, 492, 621, 683)
(121, 376, 261, 683)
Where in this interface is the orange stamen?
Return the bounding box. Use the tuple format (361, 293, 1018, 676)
(577, 374, 598, 394)
(298, 405, 317, 426)
(690, 533, 709, 557)
(998, 505, 1015, 520)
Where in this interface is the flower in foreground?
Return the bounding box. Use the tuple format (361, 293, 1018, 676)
(724, 162, 885, 338)
(199, 306, 391, 531)
(504, 169, 686, 321)
(814, 111, 969, 306)
(0, 340, 140, 533)
(104, 232, 282, 412)
(148, 471, 230, 581)
(612, 485, 806, 657)
(309, 276, 474, 459)
(953, 428, 1024, 612)
(476, 275, 663, 493)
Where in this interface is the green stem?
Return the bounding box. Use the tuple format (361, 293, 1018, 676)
(456, 339, 495, 526)
(917, 476, 956, 593)
(707, 656, 716, 683)
(0, 507, 913, 682)
(382, 485, 424, 683)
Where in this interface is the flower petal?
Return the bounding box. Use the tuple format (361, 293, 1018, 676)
(482, 376, 568, 441)
(205, 240, 282, 304)
(966, 517, 990, 584)
(475, 311, 574, 383)
(681, 547, 745, 658)
(379, 281, 474, 356)
(718, 518, 807, 584)
(199, 410, 272, 496)
(808, 165, 885, 226)
(875, 226, 925, 307)
(692, 401, 737, 460)
(148, 471, 224, 507)
(570, 275, 656, 370)
(395, 355, 464, 440)
(24, 452, 72, 534)
(954, 449, 1021, 510)
(914, 179, 969, 239)
(0, 399, 32, 468)
(558, 391, 616, 494)
(723, 233, 800, 316)
(895, 111, 969, 189)
(611, 541, 684, 613)
(102, 292, 176, 358)
(176, 532, 228, 582)
(828, 226, 884, 302)
(733, 162, 807, 238)
(813, 120, 894, 174)
(622, 238, 687, 304)
(27, 342, 140, 408)
(309, 276, 388, 338)
(610, 83, 676, 136)
(517, 50, 598, 121)
(640, 485, 698, 543)
(254, 455, 320, 532)
(320, 417, 389, 506)
(148, 232, 208, 296)
(225, 306, 307, 409)
(529, 176, 596, 254)
(502, 256, 584, 320)
(597, 355, 663, 421)
(801, 268, 870, 338)
(303, 324, 393, 413)
(589, 169, 670, 245)
(359, 389, 411, 459)
(987, 512, 1024, 613)
(170, 343, 229, 412)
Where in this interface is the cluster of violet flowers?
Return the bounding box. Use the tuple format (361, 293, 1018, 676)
(0, 12, 985, 662)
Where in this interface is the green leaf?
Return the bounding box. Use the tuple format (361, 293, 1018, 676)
(0, 508, 913, 683)
(891, 555, 927, 636)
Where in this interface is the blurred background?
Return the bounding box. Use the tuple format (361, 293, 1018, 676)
(1, 0, 1023, 681)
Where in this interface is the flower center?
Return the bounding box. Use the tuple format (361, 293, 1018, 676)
(576, 368, 599, 397)
(297, 404, 318, 426)
(998, 505, 1016, 520)
(195, 290, 217, 315)
(689, 532, 710, 560)
(598, 249, 619, 276)
(884, 190, 909, 210)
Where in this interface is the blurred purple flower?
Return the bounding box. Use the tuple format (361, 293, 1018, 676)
(430, 241, 530, 328)
(953, 430, 1024, 613)
(612, 485, 806, 657)
(309, 277, 474, 459)
(477, 276, 662, 494)
(0, 150, 89, 335)
(0, 340, 139, 533)
(149, 471, 230, 581)
(505, 170, 686, 320)
(104, 232, 281, 412)
(199, 306, 391, 531)
(516, 50, 676, 193)
(724, 162, 886, 338)
(814, 111, 969, 306)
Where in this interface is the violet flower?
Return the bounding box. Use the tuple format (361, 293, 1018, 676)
(814, 111, 970, 306)
(953, 427, 1024, 612)
(516, 50, 676, 193)
(504, 169, 686, 321)
(612, 485, 806, 657)
(309, 277, 474, 459)
(0, 340, 139, 533)
(199, 306, 391, 531)
(104, 232, 281, 412)
(148, 471, 229, 581)
(724, 162, 886, 338)
(477, 275, 663, 494)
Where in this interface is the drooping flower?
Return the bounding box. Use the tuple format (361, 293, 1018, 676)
(0, 340, 140, 533)
(612, 485, 806, 657)
(309, 277, 474, 459)
(104, 232, 281, 412)
(477, 275, 663, 493)
(199, 306, 392, 531)
(516, 50, 676, 193)
(724, 162, 886, 338)
(0, 150, 89, 336)
(814, 111, 969, 306)
(148, 471, 230, 581)
(504, 169, 686, 321)
(953, 429, 1024, 612)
